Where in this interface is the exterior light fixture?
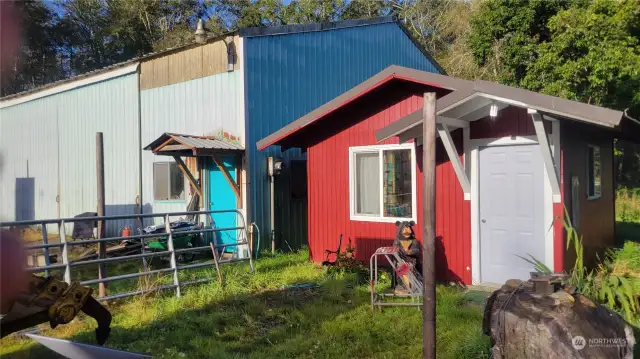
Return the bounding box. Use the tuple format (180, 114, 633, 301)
(489, 104, 499, 118)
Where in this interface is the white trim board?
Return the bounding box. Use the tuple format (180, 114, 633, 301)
(348, 143, 418, 223)
(1, 63, 140, 109)
(469, 133, 559, 284)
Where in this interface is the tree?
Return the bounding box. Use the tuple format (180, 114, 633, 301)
(468, 0, 570, 86)
(1, 1, 65, 96)
(522, 0, 640, 114)
(521, 0, 640, 187)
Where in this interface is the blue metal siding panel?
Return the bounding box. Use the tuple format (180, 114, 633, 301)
(244, 22, 440, 249)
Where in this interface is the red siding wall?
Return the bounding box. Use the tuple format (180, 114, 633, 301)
(307, 87, 471, 284)
(306, 97, 567, 285)
(471, 105, 552, 139)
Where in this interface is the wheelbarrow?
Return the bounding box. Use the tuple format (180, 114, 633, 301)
(142, 220, 205, 263)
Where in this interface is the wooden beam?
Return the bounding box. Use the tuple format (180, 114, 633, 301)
(530, 110, 561, 203)
(422, 92, 437, 359)
(173, 156, 203, 198)
(211, 154, 241, 199)
(440, 96, 492, 119)
(96, 132, 107, 298)
(436, 123, 471, 198)
(436, 116, 469, 128)
(399, 117, 466, 144)
(459, 101, 509, 122)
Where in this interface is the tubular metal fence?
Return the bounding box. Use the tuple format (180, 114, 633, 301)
(1, 210, 255, 302)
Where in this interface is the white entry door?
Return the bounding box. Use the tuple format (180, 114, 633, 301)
(479, 144, 545, 284)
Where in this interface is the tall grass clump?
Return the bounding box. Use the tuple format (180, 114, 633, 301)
(617, 187, 640, 223)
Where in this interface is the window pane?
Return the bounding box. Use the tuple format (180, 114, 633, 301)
(587, 147, 594, 197)
(383, 149, 413, 218)
(169, 163, 185, 200)
(355, 152, 380, 215)
(153, 163, 169, 200)
(593, 146, 601, 197)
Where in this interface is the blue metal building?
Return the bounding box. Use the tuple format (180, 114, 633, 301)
(241, 17, 442, 250)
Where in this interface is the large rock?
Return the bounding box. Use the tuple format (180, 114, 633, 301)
(483, 283, 636, 359)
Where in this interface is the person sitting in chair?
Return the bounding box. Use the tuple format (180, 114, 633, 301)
(393, 221, 421, 292)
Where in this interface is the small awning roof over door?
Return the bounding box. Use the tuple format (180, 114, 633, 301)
(144, 133, 244, 157)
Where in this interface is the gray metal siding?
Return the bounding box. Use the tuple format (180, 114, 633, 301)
(244, 22, 440, 251)
(0, 74, 140, 235)
(140, 71, 245, 218)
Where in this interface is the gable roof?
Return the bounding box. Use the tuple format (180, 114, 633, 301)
(256, 65, 465, 151)
(1, 16, 444, 106)
(258, 65, 630, 150)
(375, 77, 625, 142)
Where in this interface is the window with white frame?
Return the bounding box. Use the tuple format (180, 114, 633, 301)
(349, 144, 417, 222)
(586, 145, 601, 200)
(153, 162, 185, 201)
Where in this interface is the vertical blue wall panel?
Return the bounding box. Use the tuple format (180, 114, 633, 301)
(244, 21, 440, 250)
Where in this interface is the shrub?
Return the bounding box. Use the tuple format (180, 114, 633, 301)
(525, 208, 640, 324)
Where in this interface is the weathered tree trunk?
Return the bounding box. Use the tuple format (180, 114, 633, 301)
(483, 280, 636, 359)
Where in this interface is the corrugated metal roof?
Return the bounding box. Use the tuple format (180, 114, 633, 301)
(144, 132, 244, 154)
(1, 31, 237, 102)
(170, 133, 244, 150)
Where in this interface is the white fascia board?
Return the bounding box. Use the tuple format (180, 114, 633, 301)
(1, 63, 140, 109)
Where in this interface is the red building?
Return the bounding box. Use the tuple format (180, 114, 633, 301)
(257, 66, 636, 285)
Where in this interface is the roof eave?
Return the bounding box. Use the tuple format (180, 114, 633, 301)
(256, 65, 465, 151)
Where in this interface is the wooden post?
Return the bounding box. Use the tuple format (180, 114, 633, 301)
(422, 93, 436, 359)
(96, 132, 107, 297)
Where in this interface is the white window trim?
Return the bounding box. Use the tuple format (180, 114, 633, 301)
(586, 144, 602, 200)
(348, 143, 417, 223)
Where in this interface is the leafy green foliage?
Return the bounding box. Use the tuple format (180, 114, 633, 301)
(522, 0, 640, 115)
(521, 207, 640, 324)
(468, 0, 570, 85)
(560, 209, 639, 324)
(617, 187, 640, 223)
(516, 254, 553, 274)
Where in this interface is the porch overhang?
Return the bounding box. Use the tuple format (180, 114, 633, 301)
(376, 80, 631, 144)
(376, 82, 634, 204)
(144, 132, 244, 157)
(144, 132, 244, 201)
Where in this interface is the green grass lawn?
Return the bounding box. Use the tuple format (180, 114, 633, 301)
(1, 250, 490, 359)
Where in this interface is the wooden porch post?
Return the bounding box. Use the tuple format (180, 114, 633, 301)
(96, 132, 107, 298)
(422, 93, 437, 359)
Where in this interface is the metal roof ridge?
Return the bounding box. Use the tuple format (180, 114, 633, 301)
(239, 16, 395, 38)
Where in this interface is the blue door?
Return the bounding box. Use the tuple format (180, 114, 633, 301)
(209, 156, 237, 253)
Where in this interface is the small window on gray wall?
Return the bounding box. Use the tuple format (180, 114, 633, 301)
(153, 162, 185, 201)
(586, 145, 601, 200)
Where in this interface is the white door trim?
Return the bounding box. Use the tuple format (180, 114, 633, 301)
(469, 131, 559, 284)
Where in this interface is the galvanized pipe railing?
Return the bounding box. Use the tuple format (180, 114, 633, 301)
(1, 209, 256, 301)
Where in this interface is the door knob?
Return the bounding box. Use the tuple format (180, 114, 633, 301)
(481, 219, 487, 223)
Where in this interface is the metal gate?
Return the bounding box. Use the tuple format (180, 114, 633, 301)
(1, 210, 255, 302)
